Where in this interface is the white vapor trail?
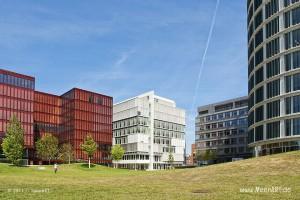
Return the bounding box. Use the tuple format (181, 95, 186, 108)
(190, 0, 220, 114)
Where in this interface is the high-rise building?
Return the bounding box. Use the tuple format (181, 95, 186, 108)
(112, 91, 185, 170)
(195, 97, 251, 163)
(0, 69, 112, 164)
(247, 0, 300, 156)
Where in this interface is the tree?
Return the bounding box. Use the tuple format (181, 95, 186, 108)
(168, 153, 174, 169)
(111, 144, 124, 168)
(196, 150, 216, 163)
(36, 133, 59, 165)
(59, 143, 74, 164)
(1, 115, 24, 166)
(80, 134, 97, 168)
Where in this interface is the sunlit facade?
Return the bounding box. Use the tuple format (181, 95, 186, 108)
(0, 69, 112, 164)
(113, 91, 186, 170)
(247, 0, 300, 156)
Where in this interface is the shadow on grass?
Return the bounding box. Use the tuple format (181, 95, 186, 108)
(80, 163, 96, 168)
(8, 164, 29, 168)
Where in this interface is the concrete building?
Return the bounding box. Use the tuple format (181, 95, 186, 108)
(112, 91, 185, 170)
(195, 97, 252, 163)
(247, 0, 300, 156)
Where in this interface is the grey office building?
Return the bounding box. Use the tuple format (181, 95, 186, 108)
(247, 0, 300, 156)
(195, 97, 252, 163)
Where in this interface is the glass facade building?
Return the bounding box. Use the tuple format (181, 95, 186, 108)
(195, 97, 251, 163)
(0, 69, 112, 164)
(247, 0, 300, 156)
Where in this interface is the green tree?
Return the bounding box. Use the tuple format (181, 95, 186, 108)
(1, 115, 24, 166)
(168, 153, 174, 169)
(197, 150, 216, 163)
(59, 143, 74, 164)
(36, 133, 59, 165)
(80, 134, 97, 168)
(111, 144, 124, 168)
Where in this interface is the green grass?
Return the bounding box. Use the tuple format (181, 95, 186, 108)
(0, 151, 299, 200)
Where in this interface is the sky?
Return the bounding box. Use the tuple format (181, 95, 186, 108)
(0, 0, 248, 155)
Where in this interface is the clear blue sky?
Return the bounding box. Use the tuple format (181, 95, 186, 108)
(0, 0, 247, 154)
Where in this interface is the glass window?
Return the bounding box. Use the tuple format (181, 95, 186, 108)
(255, 86, 264, 103)
(293, 118, 300, 135)
(267, 79, 280, 98)
(255, 125, 263, 141)
(267, 100, 280, 119)
(255, 105, 264, 122)
(266, 121, 280, 139)
(293, 95, 300, 113)
(255, 47, 264, 66)
(285, 119, 292, 136)
(255, 67, 264, 85)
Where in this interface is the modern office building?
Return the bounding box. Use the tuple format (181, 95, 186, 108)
(0, 69, 112, 164)
(195, 97, 251, 163)
(112, 91, 185, 170)
(247, 0, 300, 156)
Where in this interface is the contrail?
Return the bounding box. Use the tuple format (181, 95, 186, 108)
(190, 0, 220, 114)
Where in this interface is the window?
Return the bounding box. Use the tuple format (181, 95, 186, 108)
(286, 50, 300, 71)
(285, 75, 292, 93)
(248, 22, 254, 41)
(266, 121, 280, 139)
(284, 0, 300, 7)
(255, 105, 264, 122)
(285, 28, 300, 50)
(266, 37, 280, 58)
(249, 110, 254, 126)
(249, 75, 255, 92)
(255, 67, 264, 85)
(285, 119, 292, 136)
(286, 96, 292, 114)
(255, 29, 263, 48)
(266, 17, 279, 38)
(267, 58, 280, 78)
(255, 125, 263, 141)
(255, 86, 264, 103)
(255, 9, 263, 29)
(267, 100, 280, 119)
(285, 6, 300, 28)
(254, 0, 262, 11)
(248, 128, 254, 143)
(293, 118, 300, 135)
(248, 4, 254, 25)
(294, 73, 300, 91)
(255, 47, 264, 66)
(293, 95, 300, 113)
(249, 57, 254, 75)
(265, 0, 279, 19)
(285, 95, 300, 114)
(249, 93, 255, 109)
(292, 6, 300, 25)
(249, 39, 254, 58)
(267, 79, 280, 98)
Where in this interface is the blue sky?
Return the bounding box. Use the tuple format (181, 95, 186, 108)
(0, 0, 247, 154)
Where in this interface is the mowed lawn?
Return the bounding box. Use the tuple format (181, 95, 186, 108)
(0, 151, 299, 200)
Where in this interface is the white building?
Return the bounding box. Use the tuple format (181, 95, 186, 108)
(112, 91, 186, 170)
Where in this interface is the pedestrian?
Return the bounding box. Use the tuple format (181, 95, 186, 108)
(54, 163, 58, 174)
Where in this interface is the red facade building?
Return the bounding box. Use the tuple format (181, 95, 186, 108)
(0, 69, 112, 164)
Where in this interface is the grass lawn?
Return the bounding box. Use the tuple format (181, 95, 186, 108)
(0, 151, 299, 200)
